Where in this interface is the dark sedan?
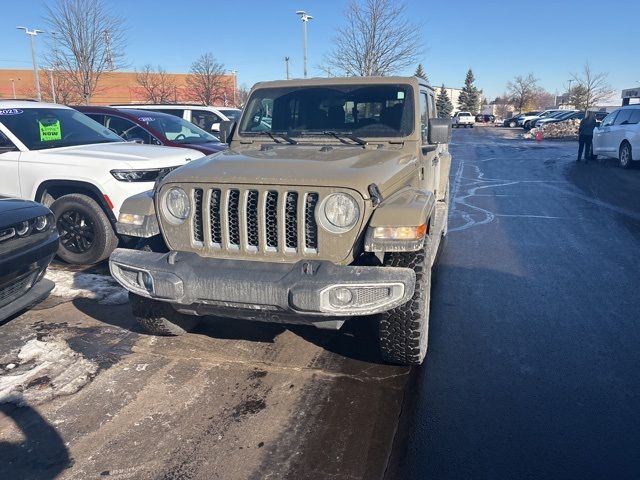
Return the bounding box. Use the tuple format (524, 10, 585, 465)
(73, 106, 227, 156)
(0, 198, 58, 321)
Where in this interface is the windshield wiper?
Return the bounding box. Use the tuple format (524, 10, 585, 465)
(315, 131, 368, 146)
(256, 131, 298, 145)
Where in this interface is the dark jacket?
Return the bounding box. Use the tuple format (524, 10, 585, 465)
(579, 115, 597, 136)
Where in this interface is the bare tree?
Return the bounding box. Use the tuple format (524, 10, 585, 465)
(507, 73, 539, 113)
(532, 89, 555, 110)
(570, 63, 614, 111)
(235, 84, 250, 108)
(186, 53, 226, 105)
(323, 0, 422, 76)
(45, 0, 126, 104)
(42, 69, 85, 104)
(136, 65, 176, 103)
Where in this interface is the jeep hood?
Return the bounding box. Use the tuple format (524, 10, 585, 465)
(36, 142, 204, 168)
(163, 145, 419, 198)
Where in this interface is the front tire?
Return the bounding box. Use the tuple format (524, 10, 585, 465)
(619, 142, 632, 169)
(378, 241, 433, 366)
(130, 293, 200, 336)
(509, 121, 517, 128)
(50, 193, 118, 265)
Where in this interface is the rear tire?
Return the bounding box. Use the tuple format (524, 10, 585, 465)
(619, 142, 632, 169)
(50, 193, 118, 265)
(378, 241, 433, 366)
(130, 293, 200, 336)
(509, 121, 517, 128)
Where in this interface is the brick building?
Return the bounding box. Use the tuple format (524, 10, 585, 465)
(0, 69, 237, 106)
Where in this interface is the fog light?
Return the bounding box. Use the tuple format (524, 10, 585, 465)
(138, 271, 154, 293)
(329, 287, 353, 307)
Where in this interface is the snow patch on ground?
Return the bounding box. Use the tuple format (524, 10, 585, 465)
(0, 338, 98, 406)
(45, 269, 128, 305)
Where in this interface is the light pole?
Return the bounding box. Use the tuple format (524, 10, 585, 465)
(284, 57, 290, 80)
(49, 31, 59, 103)
(10, 79, 18, 99)
(295, 11, 313, 78)
(17, 26, 44, 101)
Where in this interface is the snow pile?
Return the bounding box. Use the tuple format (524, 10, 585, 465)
(45, 269, 128, 305)
(0, 338, 98, 405)
(525, 119, 581, 140)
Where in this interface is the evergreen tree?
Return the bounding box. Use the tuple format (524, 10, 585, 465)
(436, 84, 454, 118)
(414, 64, 429, 83)
(457, 69, 481, 114)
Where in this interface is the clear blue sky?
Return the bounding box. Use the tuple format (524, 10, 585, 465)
(1, 0, 637, 101)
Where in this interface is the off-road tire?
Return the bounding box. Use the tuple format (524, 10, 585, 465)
(619, 142, 632, 169)
(129, 293, 200, 336)
(378, 240, 433, 366)
(50, 193, 118, 265)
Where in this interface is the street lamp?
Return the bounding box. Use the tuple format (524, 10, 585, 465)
(295, 10, 313, 78)
(17, 26, 45, 101)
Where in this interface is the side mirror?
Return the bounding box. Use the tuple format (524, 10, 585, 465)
(428, 118, 452, 145)
(218, 120, 236, 144)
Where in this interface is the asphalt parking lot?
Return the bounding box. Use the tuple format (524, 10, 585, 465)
(2, 126, 640, 479)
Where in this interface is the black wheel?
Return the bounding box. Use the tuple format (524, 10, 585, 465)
(509, 121, 517, 128)
(378, 241, 433, 366)
(50, 193, 118, 265)
(619, 142, 632, 169)
(130, 293, 200, 335)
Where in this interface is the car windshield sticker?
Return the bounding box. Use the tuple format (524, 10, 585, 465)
(397, 91, 405, 100)
(138, 117, 155, 122)
(0, 109, 23, 115)
(38, 118, 62, 141)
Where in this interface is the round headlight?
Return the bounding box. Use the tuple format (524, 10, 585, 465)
(165, 187, 190, 222)
(16, 220, 30, 236)
(34, 215, 48, 231)
(321, 193, 360, 232)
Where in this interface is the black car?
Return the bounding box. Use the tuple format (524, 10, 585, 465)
(475, 114, 495, 123)
(503, 114, 524, 128)
(0, 198, 58, 321)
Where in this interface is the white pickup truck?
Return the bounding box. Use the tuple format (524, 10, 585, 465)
(452, 111, 475, 128)
(0, 102, 204, 265)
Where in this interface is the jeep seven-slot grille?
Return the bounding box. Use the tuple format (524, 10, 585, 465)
(193, 188, 319, 254)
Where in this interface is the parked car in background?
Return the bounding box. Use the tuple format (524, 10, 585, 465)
(452, 111, 475, 128)
(534, 110, 578, 128)
(0, 198, 58, 321)
(74, 106, 227, 156)
(0, 102, 204, 264)
(516, 111, 541, 127)
(475, 114, 495, 123)
(503, 114, 524, 128)
(110, 104, 239, 133)
(522, 110, 564, 130)
(593, 106, 640, 168)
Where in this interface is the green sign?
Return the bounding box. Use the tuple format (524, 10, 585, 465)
(39, 119, 62, 142)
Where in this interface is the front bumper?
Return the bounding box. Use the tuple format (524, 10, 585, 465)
(0, 231, 58, 321)
(109, 249, 416, 320)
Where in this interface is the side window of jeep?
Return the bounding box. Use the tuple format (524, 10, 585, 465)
(420, 93, 429, 144)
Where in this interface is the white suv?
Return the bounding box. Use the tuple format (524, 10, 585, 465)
(593, 106, 640, 169)
(0, 102, 204, 264)
(110, 104, 241, 133)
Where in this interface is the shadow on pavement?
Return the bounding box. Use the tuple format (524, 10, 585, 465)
(0, 403, 71, 480)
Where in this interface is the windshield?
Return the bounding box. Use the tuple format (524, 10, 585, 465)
(239, 84, 414, 138)
(0, 107, 122, 150)
(136, 113, 220, 144)
(218, 109, 242, 122)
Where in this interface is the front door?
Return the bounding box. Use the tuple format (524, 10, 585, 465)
(0, 129, 21, 198)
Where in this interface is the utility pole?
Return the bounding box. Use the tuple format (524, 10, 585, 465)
(10, 79, 17, 99)
(231, 69, 237, 106)
(284, 57, 290, 80)
(296, 11, 313, 78)
(17, 26, 44, 101)
(49, 31, 58, 103)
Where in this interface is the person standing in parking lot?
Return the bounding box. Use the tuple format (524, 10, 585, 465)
(577, 111, 597, 162)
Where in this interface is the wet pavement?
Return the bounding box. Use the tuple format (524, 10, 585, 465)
(388, 126, 640, 479)
(2, 126, 639, 479)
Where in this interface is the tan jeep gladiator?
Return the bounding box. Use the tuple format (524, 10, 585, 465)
(109, 76, 452, 365)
